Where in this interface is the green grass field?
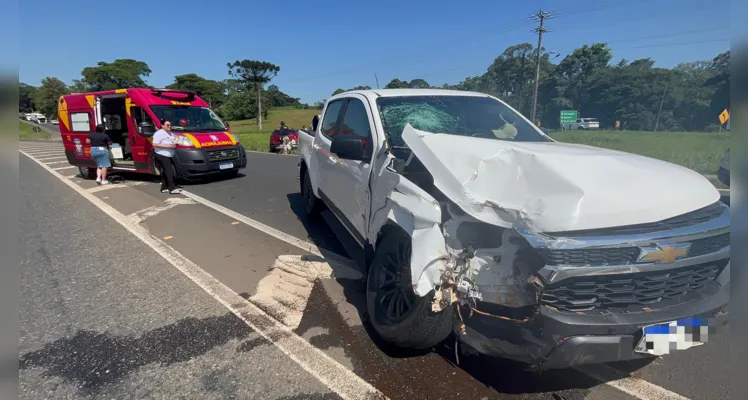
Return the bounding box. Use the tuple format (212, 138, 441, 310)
(231, 107, 319, 152)
(551, 130, 730, 174)
(19, 121, 59, 141)
(230, 109, 729, 175)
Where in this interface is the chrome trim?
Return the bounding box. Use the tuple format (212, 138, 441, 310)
(537, 246, 729, 284)
(519, 204, 730, 250)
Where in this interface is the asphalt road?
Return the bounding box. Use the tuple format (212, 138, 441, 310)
(19, 154, 344, 399)
(18, 142, 730, 400)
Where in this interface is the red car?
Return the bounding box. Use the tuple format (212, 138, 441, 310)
(269, 127, 298, 153)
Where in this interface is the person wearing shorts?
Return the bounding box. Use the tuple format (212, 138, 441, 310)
(87, 124, 112, 185)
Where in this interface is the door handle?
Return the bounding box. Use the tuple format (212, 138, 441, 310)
(313, 143, 321, 150)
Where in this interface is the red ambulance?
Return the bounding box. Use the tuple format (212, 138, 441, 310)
(58, 88, 247, 179)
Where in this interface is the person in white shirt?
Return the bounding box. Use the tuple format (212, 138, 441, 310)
(152, 120, 181, 194)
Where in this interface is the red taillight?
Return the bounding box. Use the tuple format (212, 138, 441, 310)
(270, 134, 281, 145)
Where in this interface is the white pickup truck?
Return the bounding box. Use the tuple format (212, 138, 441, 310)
(298, 89, 729, 370)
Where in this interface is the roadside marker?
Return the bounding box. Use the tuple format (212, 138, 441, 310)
(20, 149, 385, 400)
(574, 364, 689, 400)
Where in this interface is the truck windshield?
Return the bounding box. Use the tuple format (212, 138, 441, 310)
(376, 95, 550, 147)
(150, 106, 227, 132)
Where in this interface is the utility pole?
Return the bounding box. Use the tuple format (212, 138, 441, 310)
(375, 73, 380, 89)
(530, 9, 552, 124)
(654, 80, 669, 132)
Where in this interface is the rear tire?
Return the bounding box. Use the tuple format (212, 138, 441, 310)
(301, 170, 322, 217)
(79, 166, 96, 179)
(366, 229, 453, 350)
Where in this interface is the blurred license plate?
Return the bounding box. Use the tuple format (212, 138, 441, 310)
(219, 162, 234, 170)
(634, 317, 714, 356)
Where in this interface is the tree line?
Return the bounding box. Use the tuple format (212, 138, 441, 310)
(19, 59, 302, 128)
(20, 42, 730, 132)
(351, 44, 730, 132)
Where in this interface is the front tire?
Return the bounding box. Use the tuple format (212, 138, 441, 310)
(366, 229, 453, 350)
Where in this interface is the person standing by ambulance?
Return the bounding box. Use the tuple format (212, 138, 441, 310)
(152, 120, 182, 194)
(87, 124, 112, 185)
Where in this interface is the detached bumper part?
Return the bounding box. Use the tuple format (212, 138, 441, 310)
(173, 145, 247, 177)
(459, 280, 729, 370)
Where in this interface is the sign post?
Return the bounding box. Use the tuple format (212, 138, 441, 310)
(560, 110, 578, 129)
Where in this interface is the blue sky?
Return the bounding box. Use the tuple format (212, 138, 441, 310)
(20, 0, 729, 104)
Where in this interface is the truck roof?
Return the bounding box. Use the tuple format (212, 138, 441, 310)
(330, 88, 492, 102)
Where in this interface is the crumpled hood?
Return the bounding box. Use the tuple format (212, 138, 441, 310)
(401, 125, 720, 232)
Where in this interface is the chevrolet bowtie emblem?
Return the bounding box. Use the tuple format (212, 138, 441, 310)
(638, 243, 691, 264)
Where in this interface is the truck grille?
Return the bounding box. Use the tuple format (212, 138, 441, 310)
(538, 247, 640, 266)
(206, 148, 239, 161)
(538, 233, 730, 267)
(540, 261, 725, 314)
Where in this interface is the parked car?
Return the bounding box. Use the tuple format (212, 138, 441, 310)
(718, 149, 729, 187)
(298, 89, 729, 370)
(269, 127, 298, 153)
(50, 119, 59, 125)
(565, 118, 599, 130)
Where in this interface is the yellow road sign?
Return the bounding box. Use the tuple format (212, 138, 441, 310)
(719, 109, 730, 124)
(615, 120, 621, 128)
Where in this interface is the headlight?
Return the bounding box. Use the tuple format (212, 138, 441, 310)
(174, 136, 194, 147)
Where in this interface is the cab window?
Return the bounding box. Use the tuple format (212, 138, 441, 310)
(339, 98, 373, 160)
(321, 100, 345, 140)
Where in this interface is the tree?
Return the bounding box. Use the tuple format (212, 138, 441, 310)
(408, 79, 430, 89)
(79, 59, 152, 91)
(484, 43, 552, 114)
(32, 77, 69, 119)
(19, 83, 37, 112)
(166, 73, 227, 108)
(706, 51, 730, 123)
(384, 78, 410, 89)
(227, 60, 280, 129)
(350, 85, 372, 90)
(552, 43, 612, 112)
(332, 88, 345, 96)
(266, 84, 301, 107)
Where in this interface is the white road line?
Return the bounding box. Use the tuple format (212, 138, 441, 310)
(181, 190, 362, 280)
(574, 365, 689, 400)
(44, 160, 71, 165)
(87, 181, 147, 194)
(127, 197, 196, 223)
(19, 151, 386, 400)
(64, 174, 79, 179)
(21, 151, 65, 156)
(36, 156, 68, 161)
(52, 165, 76, 171)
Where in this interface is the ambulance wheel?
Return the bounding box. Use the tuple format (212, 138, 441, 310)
(366, 228, 453, 350)
(79, 166, 96, 179)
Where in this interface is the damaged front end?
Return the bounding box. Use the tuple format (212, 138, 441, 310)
(367, 123, 729, 369)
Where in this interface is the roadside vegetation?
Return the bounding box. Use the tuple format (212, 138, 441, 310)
(551, 130, 729, 174)
(19, 40, 729, 173)
(19, 122, 58, 141)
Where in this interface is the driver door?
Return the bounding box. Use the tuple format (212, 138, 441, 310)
(128, 106, 155, 169)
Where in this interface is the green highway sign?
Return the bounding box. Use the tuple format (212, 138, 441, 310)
(560, 110, 578, 124)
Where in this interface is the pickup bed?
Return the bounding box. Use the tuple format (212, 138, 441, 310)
(298, 89, 730, 370)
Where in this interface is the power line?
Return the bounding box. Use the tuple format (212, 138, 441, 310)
(548, 27, 728, 52)
(531, 9, 552, 123)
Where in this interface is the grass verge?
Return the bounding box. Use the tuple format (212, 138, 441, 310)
(230, 107, 319, 152)
(19, 122, 59, 141)
(550, 130, 729, 175)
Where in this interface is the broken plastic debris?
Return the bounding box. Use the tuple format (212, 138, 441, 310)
(163, 235, 174, 240)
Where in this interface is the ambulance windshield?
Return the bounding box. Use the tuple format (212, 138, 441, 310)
(150, 106, 227, 132)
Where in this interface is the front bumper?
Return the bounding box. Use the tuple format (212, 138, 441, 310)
(459, 276, 728, 369)
(173, 145, 247, 177)
(459, 202, 730, 369)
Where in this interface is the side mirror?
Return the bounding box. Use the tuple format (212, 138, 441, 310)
(138, 122, 156, 137)
(330, 134, 365, 161)
(224, 121, 230, 129)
